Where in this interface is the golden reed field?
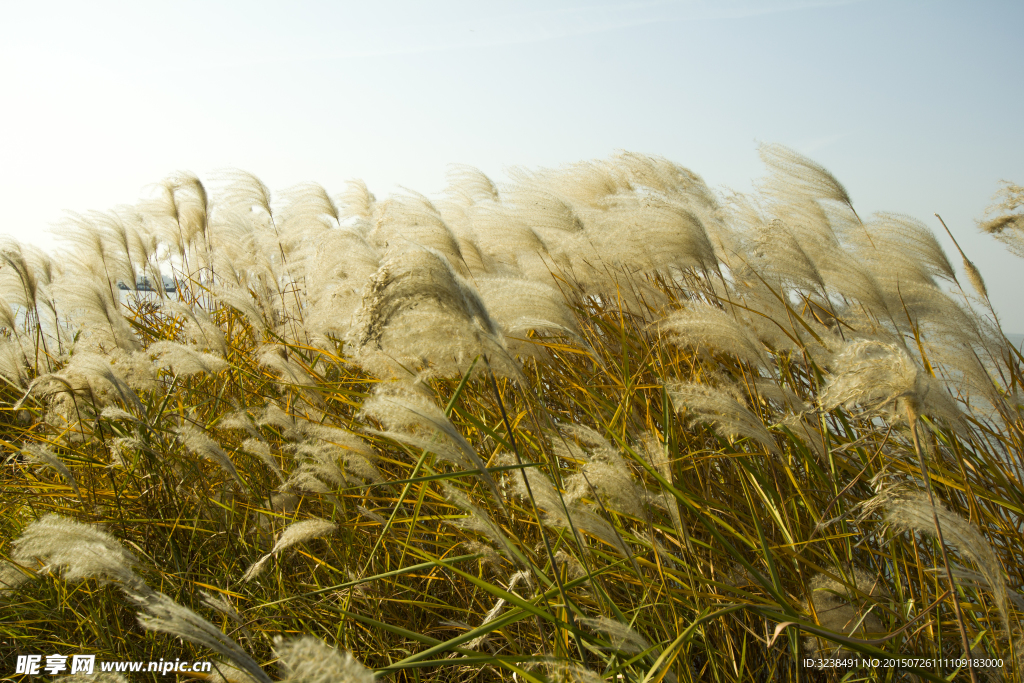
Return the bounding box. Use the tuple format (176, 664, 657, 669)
(2, 146, 1023, 682)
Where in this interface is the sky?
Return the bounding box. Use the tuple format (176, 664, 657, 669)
(2, 0, 1022, 331)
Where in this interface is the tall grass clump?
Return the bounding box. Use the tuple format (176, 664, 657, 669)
(2, 146, 1023, 682)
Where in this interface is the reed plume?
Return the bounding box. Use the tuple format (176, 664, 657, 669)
(129, 590, 271, 683)
(863, 486, 1010, 632)
(803, 567, 887, 661)
(241, 518, 337, 582)
(4, 146, 1023, 683)
(348, 245, 517, 379)
(273, 636, 374, 683)
(8, 514, 143, 588)
(818, 339, 962, 426)
(666, 381, 780, 454)
(979, 180, 1024, 258)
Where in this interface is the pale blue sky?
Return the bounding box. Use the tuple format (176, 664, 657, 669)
(2, 0, 1021, 330)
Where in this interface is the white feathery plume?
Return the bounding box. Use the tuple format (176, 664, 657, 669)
(214, 170, 275, 229)
(273, 635, 374, 683)
(286, 441, 381, 488)
(303, 228, 380, 337)
(335, 450, 383, 485)
(263, 405, 379, 477)
(922, 331, 1005, 413)
(128, 589, 271, 683)
(365, 427, 472, 471)
(803, 567, 887, 661)
(666, 381, 780, 455)
(567, 458, 645, 519)
(219, 409, 259, 437)
(464, 570, 534, 650)
(0, 338, 29, 388)
(758, 143, 855, 210)
(851, 213, 956, 284)
(661, 303, 768, 368)
(979, 180, 1024, 258)
(100, 406, 138, 422)
(0, 239, 42, 311)
(753, 379, 809, 415)
(23, 352, 144, 413)
(147, 340, 227, 376)
(337, 179, 377, 222)
(474, 276, 584, 358)
(817, 251, 891, 320)
(543, 664, 607, 683)
(361, 382, 505, 509)
(818, 339, 962, 426)
(577, 615, 651, 655)
(876, 281, 976, 338)
(445, 164, 501, 204)
(0, 297, 20, 333)
(204, 210, 266, 278)
(476, 276, 577, 333)
(9, 514, 144, 589)
(279, 182, 341, 232)
(156, 171, 211, 257)
(557, 423, 619, 461)
(107, 348, 160, 394)
(770, 197, 843, 258)
(54, 275, 141, 352)
(532, 158, 625, 207)
(862, 486, 1009, 631)
(258, 344, 318, 389)
(503, 187, 585, 237)
(175, 424, 244, 488)
(20, 444, 81, 499)
(466, 202, 548, 271)
(609, 150, 716, 202)
(215, 283, 278, 333)
(442, 483, 521, 565)
(242, 439, 285, 483)
(162, 300, 227, 355)
(295, 422, 376, 459)
(241, 518, 337, 582)
(349, 244, 518, 379)
(718, 271, 840, 365)
(555, 425, 647, 519)
(980, 217, 1024, 258)
(258, 403, 296, 432)
(748, 217, 827, 293)
(0, 560, 31, 592)
(591, 194, 719, 274)
(500, 454, 632, 560)
(369, 194, 468, 274)
(453, 231, 494, 277)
